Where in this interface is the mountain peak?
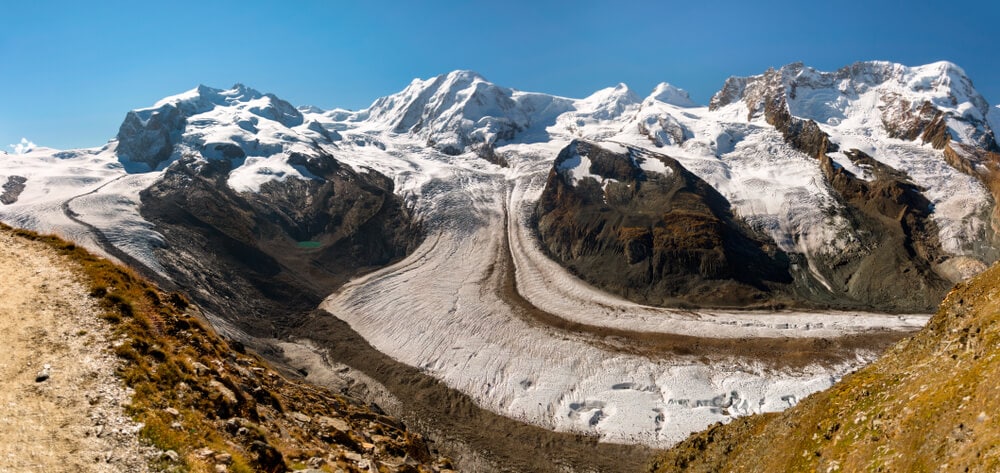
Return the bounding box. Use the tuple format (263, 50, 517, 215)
(397, 70, 492, 94)
(648, 82, 696, 107)
(358, 70, 533, 153)
(709, 60, 995, 149)
(919, 60, 967, 77)
(148, 83, 268, 113)
(116, 83, 305, 171)
(578, 84, 641, 117)
(444, 69, 488, 82)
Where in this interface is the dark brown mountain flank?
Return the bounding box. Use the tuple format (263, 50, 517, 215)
(535, 140, 793, 308)
(814, 150, 954, 311)
(704, 63, 980, 312)
(139, 153, 421, 333)
(533, 137, 968, 312)
(649, 261, 1000, 473)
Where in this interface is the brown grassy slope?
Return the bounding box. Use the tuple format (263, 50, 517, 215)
(0, 223, 451, 473)
(650, 262, 1000, 473)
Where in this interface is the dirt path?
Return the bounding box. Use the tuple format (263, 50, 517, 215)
(0, 230, 154, 473)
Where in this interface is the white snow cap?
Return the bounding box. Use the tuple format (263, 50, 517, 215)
(9, 138, 36, 155)
(575, 83, 641, 120)
(648, 83, 696, 107)
(709, 60, 997, 149)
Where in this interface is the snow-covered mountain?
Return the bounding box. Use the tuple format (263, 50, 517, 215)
(711, 61, 996, 149)
(115, 83, 346, 191)
(1, 61, 998, 463)
(702, 61, 998, 277)
(333, 70, 575, 154)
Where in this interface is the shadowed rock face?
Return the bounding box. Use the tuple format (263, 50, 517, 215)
(535, 140, 793, 309)
(139, 154, 421, 333)
(815, 150, 954, 311)
(708, 65, 958, 312)
(116, 105, 186, 170)
(534, 139, 960, 312)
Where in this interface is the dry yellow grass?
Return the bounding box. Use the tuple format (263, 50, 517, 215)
(650, 262, 1000, 472)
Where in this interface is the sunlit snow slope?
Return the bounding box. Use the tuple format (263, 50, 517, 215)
(2, 61, 996, 448)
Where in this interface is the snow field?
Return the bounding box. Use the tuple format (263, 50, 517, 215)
(320, 140, 910, 447)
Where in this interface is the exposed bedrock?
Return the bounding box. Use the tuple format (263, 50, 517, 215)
(815, 149, 953, 311)
(535, 140, 794, 309)
(138, 154, 421, 333)
(1, 176, 27, 205)
(534, 139, 960, 312)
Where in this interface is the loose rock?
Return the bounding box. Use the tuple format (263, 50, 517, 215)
(35, 364, 51, 382)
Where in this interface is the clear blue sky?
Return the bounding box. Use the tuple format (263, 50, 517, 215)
(2, 0, 998, 150)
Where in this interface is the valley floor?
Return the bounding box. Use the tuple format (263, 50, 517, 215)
(313, 148, 928, 449)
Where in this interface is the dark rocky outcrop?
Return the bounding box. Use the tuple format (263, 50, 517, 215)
(1, 175, 27, 205)
(116, 105, 186, 171)
(815, 150, 954, 311)
(880, 94, 951, 148)
(139, 153, 421, 334)
(708, 63, 960, 311)
(535, 140, 793, 308)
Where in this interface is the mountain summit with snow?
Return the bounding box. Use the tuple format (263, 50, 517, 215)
(1, 60, 999, 469)
(338, 69, 573, 154)
(711, 60, 997, 150)
(5, 60, 1000, 311)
